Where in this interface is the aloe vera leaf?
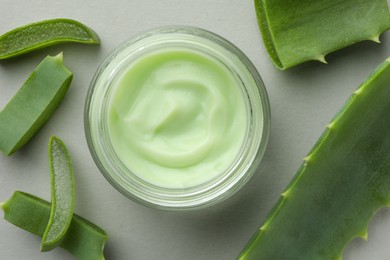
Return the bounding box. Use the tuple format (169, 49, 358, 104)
(0, 53, 73, 156)
(239, 59, 390, 259)
(2, 191, 108, 260)
(0, 18, 100, 60)
(41, 136, 75, 252)
(255, 0, 390, 69)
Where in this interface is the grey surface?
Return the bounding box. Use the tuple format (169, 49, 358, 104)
(1, 0, 390, 259)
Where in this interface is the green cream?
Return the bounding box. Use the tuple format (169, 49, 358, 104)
(107, 48, 248, 188)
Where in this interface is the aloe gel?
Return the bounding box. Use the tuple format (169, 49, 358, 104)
(0, 18, 100, 60)
(41, 136, 75, 252)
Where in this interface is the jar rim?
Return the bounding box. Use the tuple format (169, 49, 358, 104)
(84, 26, 270, 210)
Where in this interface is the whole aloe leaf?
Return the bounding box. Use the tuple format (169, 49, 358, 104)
(239, 59, 390, 259)
(255, 0, 390, 69)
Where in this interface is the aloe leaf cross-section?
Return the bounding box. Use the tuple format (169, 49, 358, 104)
(239, 59, 390, 259)
(255, 0, 390, 69)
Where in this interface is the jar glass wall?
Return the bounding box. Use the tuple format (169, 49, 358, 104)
(85, 26, 270, 210)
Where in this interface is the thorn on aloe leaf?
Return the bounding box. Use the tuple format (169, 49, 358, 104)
(259, 222, 270, 232)
(326, 121, 336, 130)
(370, 35, 381, 43)
(358, 230, 368, 241)
(281, 189, 292, 198)
(303, 156, 311, 167)
(353, 87, 364, 96)
(316, 55, 327, 64)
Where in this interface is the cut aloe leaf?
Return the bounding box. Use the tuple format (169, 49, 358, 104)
(2, 191, 108, 260)
(255, 0, 390, 69)
(0, 53, 73, 156)
(0, 18, 100, 60)
(239, 58, 390, 259)
(41, 136, 75, 252)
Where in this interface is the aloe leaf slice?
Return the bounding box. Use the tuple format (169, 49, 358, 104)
(41, 136, 75, 252)
(2, 191, 108, 260)
(0, 18, 100, 60)
(239, 59, 390, 259)
(0, 53, 73, 156)
(255, 0, 390, 69)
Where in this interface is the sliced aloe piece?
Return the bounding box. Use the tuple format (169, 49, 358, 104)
(0, 18, 100, 60)
(255, 0, 390, 69)
(2, 191, 108, 260)
(239, 59, 390, 259)
(0, 53, 73, 156)
(41, 136, 75, 252)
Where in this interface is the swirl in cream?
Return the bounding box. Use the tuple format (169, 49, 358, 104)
(107, 48, 247, 188)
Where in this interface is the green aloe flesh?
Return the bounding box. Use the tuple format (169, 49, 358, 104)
(0, 53, 73, 156)
(2, 191, 108, 260)
(239, 58, 390, 259)
(41, 136, 75, 252)
(0, 18, 100, 60)
(255, 0, 390, 69)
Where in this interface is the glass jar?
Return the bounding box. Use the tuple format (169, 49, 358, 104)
(84, 26, 270, 210)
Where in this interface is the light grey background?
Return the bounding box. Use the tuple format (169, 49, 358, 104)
(1, 0, 390, 259)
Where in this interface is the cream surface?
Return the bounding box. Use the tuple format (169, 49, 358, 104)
(107, 47, 248, 188)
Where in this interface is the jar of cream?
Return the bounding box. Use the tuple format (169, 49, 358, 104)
(85, 26, 270, 210)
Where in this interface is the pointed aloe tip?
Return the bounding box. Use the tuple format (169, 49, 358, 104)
(49, 135, 57, 150)
(49, 135, 60, 143)
(260, 221, 270, 232)
(0, 195, 13, 210)
(303, 155, 312, 167)
(0, 198, 9, 215)
(49, 135, 65, 149)
(54, 52, 64, 62)
(370, 35, 381, 43)
(353, 87, 364, 96)
(358, 230, 368, 241)
(316, 55, 328, 64)
(326, 121, 336, 129)
(281, 188, 292, 198)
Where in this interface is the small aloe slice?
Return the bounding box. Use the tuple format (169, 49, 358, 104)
(0, 18, 100, 60)
(0, 53, 72, 156)
(2, 191, 108, 260)
(255, 0, 390, 69)
(41, 136, 74, 251)
(239, 58, 390, 259)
